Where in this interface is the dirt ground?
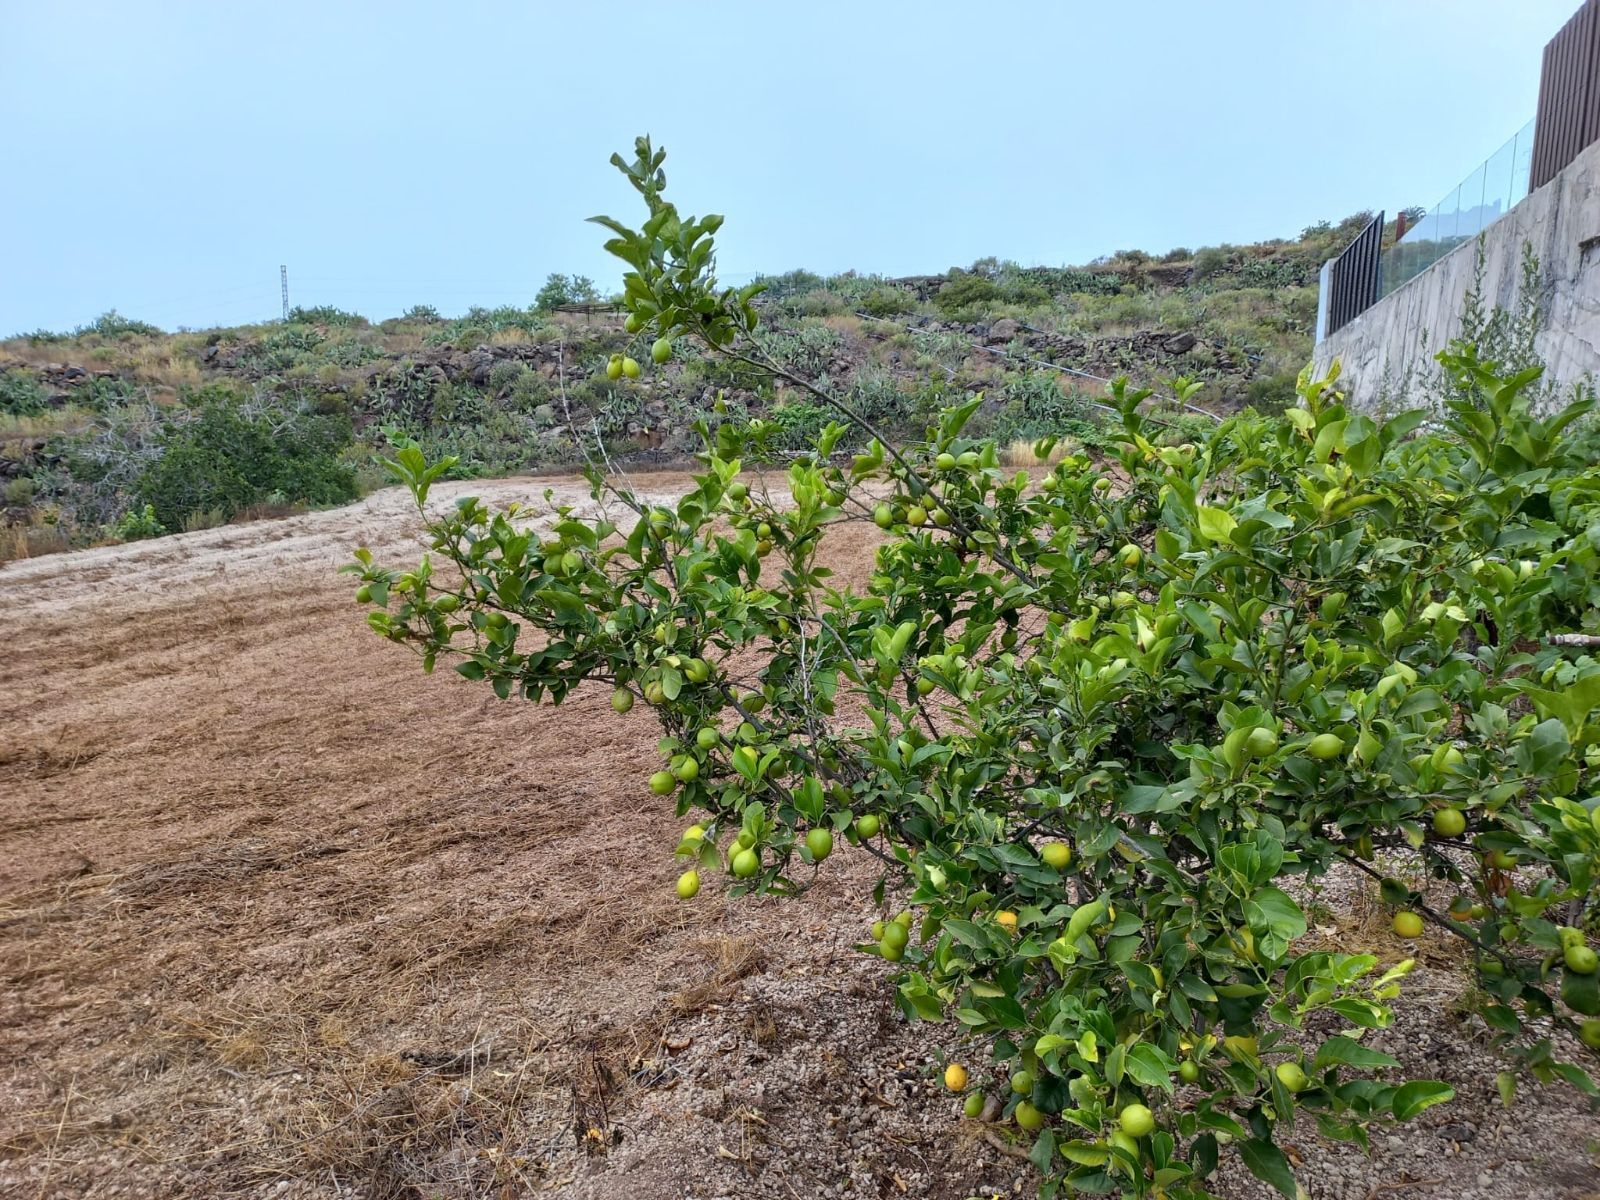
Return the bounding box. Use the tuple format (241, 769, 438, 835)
(1, 476, 1597, 1200)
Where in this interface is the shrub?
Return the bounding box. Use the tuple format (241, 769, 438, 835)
(77, 310, 163, 339)
(352, 139, 1600, 1200)
(859, 286, 916, 318)
(287, 305, 366, 327)
(136, 395, 356, 530)
(111, 502, 166, 541)
(0, 370, 48, 416)
(934, 272, 1001, 316)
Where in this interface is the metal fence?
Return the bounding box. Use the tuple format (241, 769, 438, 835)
(1318, 0, 1600, 341)
(1532, 0, 1600, 189)
(1323, 213, 1384, 337)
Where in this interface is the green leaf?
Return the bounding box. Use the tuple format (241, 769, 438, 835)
(1196, 505, 1237, 544)
(1391, 1080, 1454, 1121)
(1239, 1138, 1297, 1199)
(1313, 1035, 1399, 1071)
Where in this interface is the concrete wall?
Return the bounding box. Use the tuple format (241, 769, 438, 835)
(1313, 135, 1600, 409)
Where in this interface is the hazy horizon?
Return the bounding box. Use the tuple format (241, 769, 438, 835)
(1, 0, 1578, 334)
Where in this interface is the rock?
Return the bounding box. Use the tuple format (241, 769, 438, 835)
(1160, 331, 1197, 354)
(986, 318, 1021, 344)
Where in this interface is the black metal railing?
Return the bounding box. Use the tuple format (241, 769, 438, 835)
(1324, 212, 1384, 337)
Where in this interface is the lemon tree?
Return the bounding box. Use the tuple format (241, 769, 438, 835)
(351, 138, 1600, 1198)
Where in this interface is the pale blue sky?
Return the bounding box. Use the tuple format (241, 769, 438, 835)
(0, 1, 1576, 333)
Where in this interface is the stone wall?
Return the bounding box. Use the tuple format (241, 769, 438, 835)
(1312, 136, 1600, 409)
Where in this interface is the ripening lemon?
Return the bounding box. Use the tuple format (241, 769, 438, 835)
(881, 921, 910, 952)
(1580, 1018, 1600, 1049)
(683, 824, 705, 842)
(1275, 1062, 1309, 1093)
(906, 505, 927, 527)
(1009, 1069, 1034, 1095)
(957, 451, 980, 470)
(605, 355, 624, 381)
(962, 1091, 985, 1117)
(805, 828, 834, 861)
(731, 848, 760, 878)
(1041, 842, 1072, 869)
(1118, 1103, 1155, 1138)
(355, 584, 372, 603)
(856, 814, 881, 839)
(879, 937, 905, 962)
(696, 727, 720, 750)
(621, 357, 641, 379)
(611, 688, 634, 713)
(931, 507, 950, 525)
(651, 337, 673, 364)
(727, 482, 748, 502)
(1013, 1100, 1044, 1131)
(996, 910, 1018, 935)
(1432, 807, 1466, 837)
(648, 771, 677, 796)
(1178, 1060, 1201, 1084)
(1393, 911, 1424, 938)
(672, 756, 699, 783)
(870, 920, 886, 940)
(624, 312, 644, 334)
(1118, 544, 1142, 569)
(736, 829, 756, 850)
(936, 452, 957, 470)
(1222, 1035, 1258, 1059)
(943, 1063, 969, 1092)
(874, 504, 895, 529)
(676, 869, 701, 899)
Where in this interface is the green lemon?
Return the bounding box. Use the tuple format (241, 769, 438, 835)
(1118, 1103, 1155, 1138)
(1307, 733, 1345, 760)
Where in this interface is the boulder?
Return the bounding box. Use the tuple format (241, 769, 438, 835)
(986, 318, 1022, 344)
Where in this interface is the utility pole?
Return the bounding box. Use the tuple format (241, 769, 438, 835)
(280, 265, 289, 321)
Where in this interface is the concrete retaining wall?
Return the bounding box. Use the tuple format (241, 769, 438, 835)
(1312, 136, 1600, 409)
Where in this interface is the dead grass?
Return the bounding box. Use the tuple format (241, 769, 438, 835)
(998, 437, 1070, 468)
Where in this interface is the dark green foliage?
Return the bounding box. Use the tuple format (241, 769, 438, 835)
(534, 273, 601, 311)
(859, 285, 916, 318)
(134, 395, 357, 530)
(111, 503, 165, 541)
(933, 271, 1001, 316)
(287, 305, 367, 327)
(0, 369, 48, 416)
(77, 310, 163, 339)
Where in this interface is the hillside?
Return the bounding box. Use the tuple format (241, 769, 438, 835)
(0, 215, 1367, 562)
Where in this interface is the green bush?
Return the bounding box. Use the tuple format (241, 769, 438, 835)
(859, 286, 916, 318)
(934, 272, 1002, 316)
(0, 370, 48, 416)
(111, 503, 166, 541)
(77, 310, 162, 339)
(287, 305, 366, 327)
(135, 396, 356, 530)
